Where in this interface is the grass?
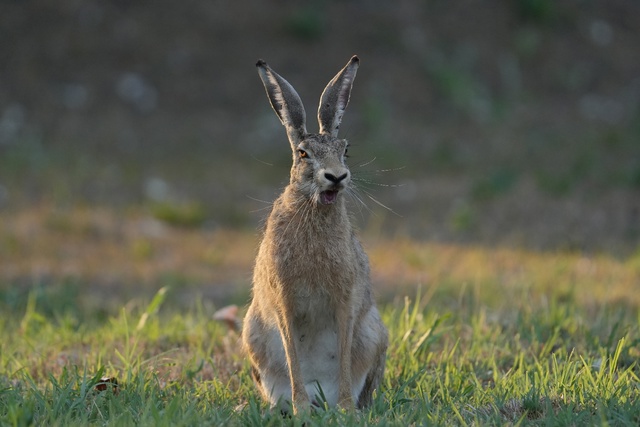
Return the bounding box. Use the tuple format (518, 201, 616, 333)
(1, 207, 639, 425)
(1, 283, 639, 426)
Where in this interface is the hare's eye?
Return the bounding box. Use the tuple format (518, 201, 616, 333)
(298, 149, 308, 159)
(344, 147, 349, 158)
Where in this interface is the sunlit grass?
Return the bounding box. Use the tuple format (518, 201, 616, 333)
(1, 283, 639, 426)
(1, 206, 639, 425)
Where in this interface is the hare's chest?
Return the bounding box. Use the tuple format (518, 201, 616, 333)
(293, 300, 341, 399)
(276, 249, 355, 299)
(290, 282, 333, 319)
(290, 285, 338, 349)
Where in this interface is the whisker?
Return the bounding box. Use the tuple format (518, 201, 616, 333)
(282, 194, 310, 236)
(296, 194, 314, 236)
(246, 195, 275, 205)
(361, 189, 402, 217)
(351, 177, 404, 188)
(356, 157, 377, 168)
(251, 155, 274, 166)
(249, 205, 274, 213)
(246, 195, 275, 213)
(352, 166, 406, 176)
(372, 166, 406, 173)
(347, 187, 376, 218)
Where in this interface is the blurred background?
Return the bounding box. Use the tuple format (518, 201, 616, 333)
(1, 0, 639, 306)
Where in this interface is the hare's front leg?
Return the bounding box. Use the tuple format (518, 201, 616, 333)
(275, 304, 311, 414)
(336, 301, 355, 409)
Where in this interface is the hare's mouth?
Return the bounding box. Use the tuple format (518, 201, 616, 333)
(319, 190, 339, 205)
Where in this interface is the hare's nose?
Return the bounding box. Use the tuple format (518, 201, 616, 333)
(324, 172, 348, 184)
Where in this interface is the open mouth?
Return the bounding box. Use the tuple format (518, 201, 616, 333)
(319, 190, 339, 205)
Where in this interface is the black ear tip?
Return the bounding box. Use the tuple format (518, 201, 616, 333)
(256, 59, 267, 67)
(350, 55, 359, 64)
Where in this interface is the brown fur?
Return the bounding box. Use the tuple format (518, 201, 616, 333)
(242, 56, 388, 414)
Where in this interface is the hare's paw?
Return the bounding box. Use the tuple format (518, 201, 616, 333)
(337, 395, 355, 411)
(292, 395, 312, 415)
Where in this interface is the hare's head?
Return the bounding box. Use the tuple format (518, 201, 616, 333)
(257, 56, 359, 206)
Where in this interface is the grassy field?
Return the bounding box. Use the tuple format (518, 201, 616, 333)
(1, 208, 640, 426)
(2, 2, 640, 424)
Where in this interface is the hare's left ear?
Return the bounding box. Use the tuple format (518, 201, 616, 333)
(317, 55, 359, 137)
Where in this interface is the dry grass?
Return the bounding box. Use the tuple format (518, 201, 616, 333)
(368, 235, 640, 309)
(2, 204, 639, 311)
(0, 205, 257, 299)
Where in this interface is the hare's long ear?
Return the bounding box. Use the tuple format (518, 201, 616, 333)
(256, 60, 307, 146)
(317, 55, 359, 137)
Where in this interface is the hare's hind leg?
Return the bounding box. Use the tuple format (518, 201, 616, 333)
(243, 306, 292, 409)
(354, 306, 388, 409)
(356, 345, 386, 409)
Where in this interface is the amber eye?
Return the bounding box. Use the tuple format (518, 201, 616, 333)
(298, 149, 308, 158)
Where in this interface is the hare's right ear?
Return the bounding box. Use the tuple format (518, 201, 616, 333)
(256, 60, 307, 146)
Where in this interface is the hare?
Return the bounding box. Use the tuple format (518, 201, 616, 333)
(242, 56, 388, 415)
